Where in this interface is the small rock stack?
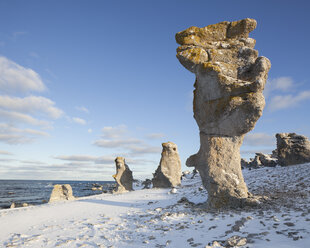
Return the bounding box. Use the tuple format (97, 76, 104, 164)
(152, 142, 182, 188)
(49, 184, 75, 203)
(113, 157, 133, 193)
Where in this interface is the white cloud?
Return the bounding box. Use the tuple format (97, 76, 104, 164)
(0, 95, 63, 119)
(243, 133, 275, 146)
(0, 123, 49, 145)
(265, 77, 294, 97)
(146, 133, 165, 139)
(125, 144, 161, 155)
(54, 155, 98, 162)
(0, 133, 33, 145)
(72, 117, 86, 125)
(265, 77, 310, 111)
(0, 56, 46, 93)
(0, 109, 50, 127)
(94, 138, 142, 148)
(88, 128, 93, 133)
(269, 91, 310, 111)
(76, 106, 89, 113)
(54, 154, 115, 166)
(0, 150, 12, 155)
(101, 124, 127, 139)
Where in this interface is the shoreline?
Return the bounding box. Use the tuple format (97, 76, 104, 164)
(1, 164, 310, 247)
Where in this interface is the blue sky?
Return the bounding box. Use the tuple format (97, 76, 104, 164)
(0, 0, 310, 180)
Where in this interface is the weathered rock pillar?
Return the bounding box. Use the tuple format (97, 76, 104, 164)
(152, 142, 182, 188)
(113, 157, 133, 193)
(176, 18, 271, 208)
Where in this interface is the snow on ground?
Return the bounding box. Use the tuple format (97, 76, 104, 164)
(1, 163, 310, 248)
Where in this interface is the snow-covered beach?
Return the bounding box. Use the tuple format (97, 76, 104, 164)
(1, 163, 309, 248)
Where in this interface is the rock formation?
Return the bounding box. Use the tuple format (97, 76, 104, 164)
(142, 179, 152, 189)
(49, 184, 75, 203)
(276, 133, 310, 166)
(152, 142, 182, 188)
(255, 152, 277, 167)
(176, 18, 271, 208)
(113, 157, 133, 193)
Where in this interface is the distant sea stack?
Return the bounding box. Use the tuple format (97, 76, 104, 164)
(113, 157, 133, 193)
(49, 184, 75, 203)
(176, 18, 271, 208)
(152, 142, 182, 188)
(276, 133, 310, 166)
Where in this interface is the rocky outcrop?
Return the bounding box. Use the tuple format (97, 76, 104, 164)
(142, 179, 152, 189)
(49, 184, 75, 203)
(152, 142, 182, 188)
(176, 18, 271, 208)
(255, 152, 277, 167)
(276, 133, 310, 166)
(113, 157, 133, 193)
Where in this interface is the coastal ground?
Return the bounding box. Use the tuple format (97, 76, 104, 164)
(0, 163, 309, 248)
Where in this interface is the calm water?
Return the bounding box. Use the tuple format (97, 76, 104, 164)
(0, 180, 115, 209)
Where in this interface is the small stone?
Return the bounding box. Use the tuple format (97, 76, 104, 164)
(284, 222, 295, 227)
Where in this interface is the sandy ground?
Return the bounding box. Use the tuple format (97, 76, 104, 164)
(0, 163, 310, 248)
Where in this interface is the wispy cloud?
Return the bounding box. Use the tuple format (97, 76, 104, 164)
(146, 133, 165, 139)
(0, 150, 13, 155)
(54, 154, 116, 166)
(72, 117, 86, 125)
(0, 123, 49, 145)
(11, 31, 27, 41)
(0, 95, 63, 119)
(93, 124, 160, 155)
(243, 133, 275, 146)
(0, 110, 50, 127)
(0, 56, 65, 145)
(265, 77, 310, 111)
(0, 56, 45, 93)
(94, 138, 142, 148)
(76, 106, 89, 113)
(269, 91, 310, 111)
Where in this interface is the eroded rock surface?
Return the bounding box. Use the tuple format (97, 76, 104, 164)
(113, 157, 133, 193)
(176, 18, 271, 208)
(276, 133, 310, 166)
(152, 142, 182, 188)
(49, 184, 75, 203)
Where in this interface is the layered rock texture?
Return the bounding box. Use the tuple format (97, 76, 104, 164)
(113, 157, 133, 193)
(176, 18, 271, 208)
(152, 142, 182, 188)
(276, 133, 310, 166)
(49, 184, 75, 203)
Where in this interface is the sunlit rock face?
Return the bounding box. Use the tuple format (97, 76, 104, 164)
(49, 184, 75, 203)
(152, 142, 182, 188)
(276, 133, 310, 166)
(113, 157, 133, 193)
(176, 18, 271, 208)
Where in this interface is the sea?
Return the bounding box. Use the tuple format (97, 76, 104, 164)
(0, 180, 115, 209)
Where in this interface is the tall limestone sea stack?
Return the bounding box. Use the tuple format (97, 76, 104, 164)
(176, 18, 271, 208)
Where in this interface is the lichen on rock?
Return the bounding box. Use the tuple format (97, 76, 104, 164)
(176, 18, 271, 208)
